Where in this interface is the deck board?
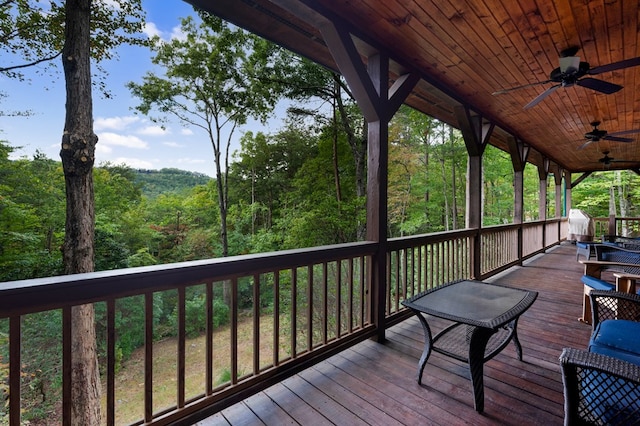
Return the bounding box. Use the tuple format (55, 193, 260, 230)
(197, 242, 593, 425)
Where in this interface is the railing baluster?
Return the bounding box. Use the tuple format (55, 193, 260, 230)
(9, 316, 20, 426)
(106, 299, 115, 426)
(291, 268, 297, 358)
(253, 274, 260, 374)
(360, 256, 366, 326)
(336, 260, 342, 338)
(63, 307, 72, 425)
(206, 282, 213, 395)
(231, 278, 238, 384)
(177, 287, 186, 408)
(307, 266, 313, 351)
(322, 262, 328, 345)
(348, 258, 354, 333)
(385, 252, 391, 316)
(273, 272, 280, 366)
(144, 293, 153, 422)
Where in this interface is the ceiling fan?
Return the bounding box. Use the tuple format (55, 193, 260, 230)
(578, 121, 640, 149)
(493, 47, 640, 109)
(597, 151, 635, 167)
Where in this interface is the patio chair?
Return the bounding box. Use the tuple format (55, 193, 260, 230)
(578, 246, 640, 323)
(560, 348, 640, 426)
(560, 291, 640, 425)
(602, 235, 640, 250)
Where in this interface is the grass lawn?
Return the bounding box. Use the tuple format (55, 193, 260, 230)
(102, 313, 293, 425)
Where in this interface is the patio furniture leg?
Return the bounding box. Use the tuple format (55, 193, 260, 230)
(413, 311, 433, 385)
(580, 284, 592, 324)
(468, 326, 495, 413)
(510, 319, 523, 361)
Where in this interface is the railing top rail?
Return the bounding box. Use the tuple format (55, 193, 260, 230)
(0, 241, 378, 318)
(387, 228, 477, 250)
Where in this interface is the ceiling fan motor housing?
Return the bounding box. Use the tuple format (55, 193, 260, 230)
(549, 61, 590, 86)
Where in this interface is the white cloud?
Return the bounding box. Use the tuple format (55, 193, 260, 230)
(170, 25, 187, 41)
(96, 144, 113, 154)
(112, 157, 156, 169)
(163, 141, 185, 148)
(181, 128, 194, 136)
(143, 22, 185, 42)
(98, 132, 148, 149)
(137, 125, 168, 136)
(143, 22, 162, 39)
(94, 116, 140, 131)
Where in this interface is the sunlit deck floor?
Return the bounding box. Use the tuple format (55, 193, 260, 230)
(198, 241, 593, 425)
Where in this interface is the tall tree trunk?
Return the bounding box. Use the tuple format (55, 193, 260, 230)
(449, 127, 458, 229)
(333, 74, 366, 239)
(60, 0, 101, 424)
(332, 95, 342, 203)
(615, 171, 629, 235)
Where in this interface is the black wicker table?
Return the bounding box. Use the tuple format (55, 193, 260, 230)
(401, 279, 538, 413)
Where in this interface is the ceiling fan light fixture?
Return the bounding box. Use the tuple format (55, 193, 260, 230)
(559, 56, 580, 73)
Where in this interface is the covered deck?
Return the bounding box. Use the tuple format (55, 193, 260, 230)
(202, 242, 591, 425)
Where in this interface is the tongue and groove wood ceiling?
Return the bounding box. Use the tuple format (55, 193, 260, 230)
(187, 0, 640, 174)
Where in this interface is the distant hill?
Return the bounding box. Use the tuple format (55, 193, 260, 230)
(134, 168, 212, 198)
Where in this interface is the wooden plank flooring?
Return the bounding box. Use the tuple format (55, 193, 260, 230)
(197, 242, 593, 425)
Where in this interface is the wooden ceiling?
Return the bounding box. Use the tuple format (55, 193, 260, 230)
(186, 0, 640, 174)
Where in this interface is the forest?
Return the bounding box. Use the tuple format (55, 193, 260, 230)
(3, 7, 640, 424)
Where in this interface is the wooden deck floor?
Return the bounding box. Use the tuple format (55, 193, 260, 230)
(197, 242, 593, 425)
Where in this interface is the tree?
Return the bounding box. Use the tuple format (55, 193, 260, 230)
(284, 59, 368, 239)
(128, 14, 291, 261)
(2, 1, 146, 423)
(59, 2, 102, 423)
(1, 0, 146, 92)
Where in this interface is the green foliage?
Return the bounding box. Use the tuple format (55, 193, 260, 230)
(572, 170, 640, 219)
(18, 310, 63, 419)
(169, 296, 230, 338)
(0, 0, 147, 89)
(134, 168, 211, 199)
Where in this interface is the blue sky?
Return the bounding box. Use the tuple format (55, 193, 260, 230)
(0, 1, 284, 177)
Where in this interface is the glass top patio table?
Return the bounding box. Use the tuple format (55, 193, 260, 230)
(402, 279, 538, 413)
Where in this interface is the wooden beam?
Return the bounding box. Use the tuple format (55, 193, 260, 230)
(572, 172, 593, 188)
(454, 106, 494, 156)
(553, 166, 563, 218)
(506, 136, 529, 173)
(537, 159, 549, 220)
(318, 21, 380, 121)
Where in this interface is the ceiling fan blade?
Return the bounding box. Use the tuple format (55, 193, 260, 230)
(609, 159, 637, 163)
(608, 128, 640, 137)
(578, 140, 594, 150)
(523, 84, 561, 109)
(576, 77, 622, 94)
(589, 57, 640, 74)
(492, 80, 551, 95)
(603, 135, 634, 143)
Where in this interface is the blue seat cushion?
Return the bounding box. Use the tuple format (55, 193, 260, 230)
(581, 275, 615, 291)
(589, 319, 640, 366)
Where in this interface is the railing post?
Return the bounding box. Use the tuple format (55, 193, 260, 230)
(517, 224, 524, 265)
(472, 229, 481, 279)
(609, 214, 616, 237)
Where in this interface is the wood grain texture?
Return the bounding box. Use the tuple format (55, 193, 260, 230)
(192, 0, 640, 173)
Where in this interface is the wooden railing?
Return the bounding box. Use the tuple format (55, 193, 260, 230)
(593, 216, 640, 238)
(0, 219, 569, 425)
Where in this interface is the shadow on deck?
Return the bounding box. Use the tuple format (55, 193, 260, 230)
(198, 242, 590, 425)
